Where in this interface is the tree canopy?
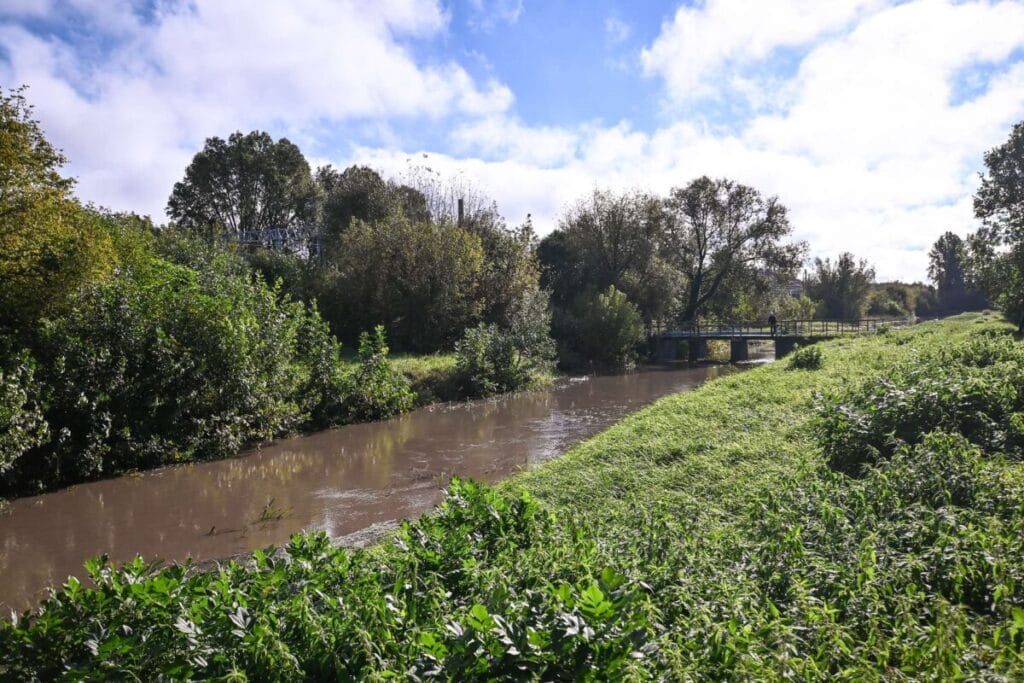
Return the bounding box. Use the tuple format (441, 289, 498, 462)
(167, 131, 318, 238)
(0, 87, 115, 328)
(969, 121, 1024, 331)
(665, 176, 804, 322)
(805, 253, 875, 319)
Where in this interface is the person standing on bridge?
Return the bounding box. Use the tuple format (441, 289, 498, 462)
(768, 314, 778, 337)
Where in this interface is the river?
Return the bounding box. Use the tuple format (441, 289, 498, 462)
(0, 361, 763, 611)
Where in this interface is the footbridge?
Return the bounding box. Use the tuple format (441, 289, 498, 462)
(654, 318, 900, 363)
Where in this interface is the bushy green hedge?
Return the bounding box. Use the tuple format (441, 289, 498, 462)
(5, 317, 1023, 679)
(341, 326, 414, 422)
(0, 243, 417, 496)
(0, 479, 656, 680)
(787, 343, 823, 370)
(815, 333, 1024, 475)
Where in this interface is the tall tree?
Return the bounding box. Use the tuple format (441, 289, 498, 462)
(167, 131, 317, 238)
(664, 176, 804, 322)
(970, 121, 1024, 332)
(0, 86, 114, 328)
(316, 165, 429, 242)
(554, 189, 674, 329)
(928, 231, 985, 314)
(805, 253, 875, 319)
(324, 215, 485, 351)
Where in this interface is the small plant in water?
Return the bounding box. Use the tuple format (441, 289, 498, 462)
(255, 497, 291, 523)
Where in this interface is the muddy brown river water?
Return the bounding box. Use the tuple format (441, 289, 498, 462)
(0, 361, 764, 611)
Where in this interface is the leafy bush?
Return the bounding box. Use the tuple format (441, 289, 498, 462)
(455, 289, 555, 397)
(815, 334, 1024, 475)
(342, 326, 414, 422)
(0, 478, 656, 680)
(0, 350, 47, 474)
(787, 344, 823, 370)
(566, 286, 644, 369)
(0, 251, 352, 495)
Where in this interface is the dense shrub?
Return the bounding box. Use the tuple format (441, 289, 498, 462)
(342, 326, 414, 422)
(787, 344, 823, 370)
(816, 334, 1024, 475)
(325, 217, 485, 351)
(0, 350, 47, 474)
(455, 289, 555, 396)
(0, 253, 351, 495)
(0, 478, 656, 680)
(563, 286, 644, 370)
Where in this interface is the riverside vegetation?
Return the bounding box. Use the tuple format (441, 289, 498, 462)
(2, 313, 1022, 679)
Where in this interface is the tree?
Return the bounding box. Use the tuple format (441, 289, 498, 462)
(167, 131, 318, 239)
(805, 253, 875, 319)
(970, 121, 1024, 332)
(927, 232, 985, 314)
(554, 189, 675, 329)
(324, 216, 485, 351)
(664, 176, 804, 323)
(316, 165, 429, 242)
(569, 286, 644, 369)
(0, 86, 115, 328)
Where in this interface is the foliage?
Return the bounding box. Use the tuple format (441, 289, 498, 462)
(315, 164, 429, 246)
(815, 333, 1024, 475)
(927, 231, 986, 314)
(0, 349, 47, 474)
(564, 286, 644, 370)
(1, 254, 327, 494)
(325, 216, 485, 351)
(665, 176, 806, 322)
(341, 326, 414, 422)
(455, 287, 555, 396)
(970, 120, 1024, 332)
(0, 87, 116, 328)
(787, 344, 823, 370)
(5, 316, 1024, 679)
(805, 252, 875, 318)
(167, 130, 317, 239)
(540, 179, 804, 365)
(553, 189, 674, 329)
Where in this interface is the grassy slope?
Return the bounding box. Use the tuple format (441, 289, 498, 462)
(4, 313, 1022, 679)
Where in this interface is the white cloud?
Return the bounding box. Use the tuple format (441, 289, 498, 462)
(641, 0, 885, 106)
(466, 0, 523, 32)
(0, 0, 511, 218)
(4, 0, 1024, 282)
(604, 16, 631, 45)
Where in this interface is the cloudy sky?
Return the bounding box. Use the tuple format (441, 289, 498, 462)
(3, 0, 1024, 281)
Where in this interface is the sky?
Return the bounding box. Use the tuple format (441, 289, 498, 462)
(2, 0, 1024, 282)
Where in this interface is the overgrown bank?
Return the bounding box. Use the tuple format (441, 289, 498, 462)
(2, 314, 1023, 679)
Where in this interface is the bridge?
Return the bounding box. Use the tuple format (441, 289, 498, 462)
(654, 318, 901, 363)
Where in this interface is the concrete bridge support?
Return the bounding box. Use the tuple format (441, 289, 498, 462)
(729, 338, 749, 362)
(656, 336, 679, 364)
(774, 337, 799, 359)
(687, 338, 709, 363)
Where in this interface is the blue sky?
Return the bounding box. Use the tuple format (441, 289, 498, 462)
(3, 0, 1024, 281)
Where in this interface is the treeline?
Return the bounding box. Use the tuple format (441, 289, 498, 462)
(0, 89, 553, 496)
(2, 82, 1023, 494)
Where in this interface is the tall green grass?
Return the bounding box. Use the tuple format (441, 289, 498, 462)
(3, 313, 1022, 679)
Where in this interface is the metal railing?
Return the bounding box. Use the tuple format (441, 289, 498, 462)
(658, 318, 907, 339)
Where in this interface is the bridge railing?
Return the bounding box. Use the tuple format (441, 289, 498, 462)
(658, 318, 904, 338)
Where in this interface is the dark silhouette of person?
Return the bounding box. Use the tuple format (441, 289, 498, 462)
(768, 314, 778, 337)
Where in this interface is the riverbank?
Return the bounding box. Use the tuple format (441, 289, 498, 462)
(4, 313, 1022, 679)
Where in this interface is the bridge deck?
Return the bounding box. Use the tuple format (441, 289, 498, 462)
(657, 318, 902, 340)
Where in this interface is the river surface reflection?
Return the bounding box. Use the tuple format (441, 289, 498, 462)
(0, 363, 756, 611)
